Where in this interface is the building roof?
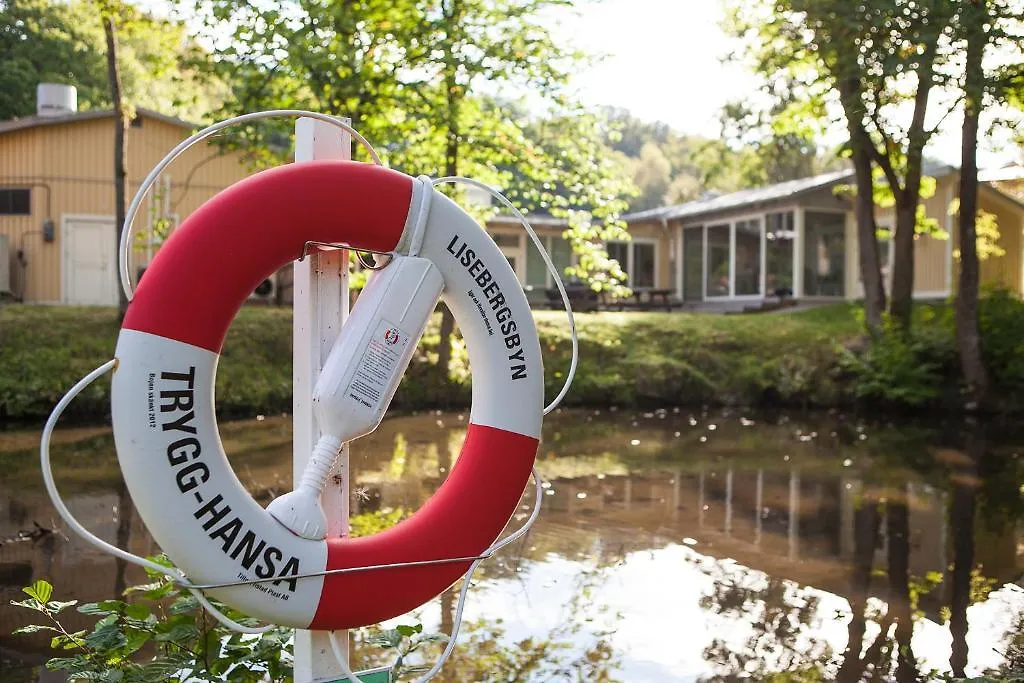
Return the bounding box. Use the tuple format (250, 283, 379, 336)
(0, 107, 196, 135)
(623, 169, 855, 223)
(624, 162, 961, 224)
(980, 165, 1024, 183)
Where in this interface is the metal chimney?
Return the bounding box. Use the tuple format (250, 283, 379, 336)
(36, 84, 78, 118)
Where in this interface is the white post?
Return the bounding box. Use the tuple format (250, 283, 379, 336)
(294, 116, 351, 682)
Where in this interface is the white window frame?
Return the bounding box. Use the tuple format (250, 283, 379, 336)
(608, 237, 660, 290)
(702, 212, 766, 300)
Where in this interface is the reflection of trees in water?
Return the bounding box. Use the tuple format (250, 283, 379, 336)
(352, 565, 622, 682)
(697, 567, 833, 681)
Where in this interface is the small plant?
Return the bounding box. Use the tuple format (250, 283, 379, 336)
(13, 572, 293, 682)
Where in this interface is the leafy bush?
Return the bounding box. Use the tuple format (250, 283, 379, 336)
(979, 286, 1024, 390)
(12, 576, 292, 682)
(840, 320, 957, 408)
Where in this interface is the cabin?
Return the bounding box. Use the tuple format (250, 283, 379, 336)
(624, 165, 1024, 311)
(0, 85, 253, 306)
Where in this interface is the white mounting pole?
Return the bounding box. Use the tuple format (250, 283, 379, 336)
(294, 116, 351, 682)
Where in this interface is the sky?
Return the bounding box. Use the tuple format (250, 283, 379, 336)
(552, 0, 1022, 169)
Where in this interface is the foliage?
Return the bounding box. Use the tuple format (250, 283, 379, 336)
(187, 0, 633, 296)
(978, 286, 1024, 389)
(0, 0, 223, 122)
(839, 315, 957, 408)
(950, 198, 1006, 261)
(12, 577, 292, 682)
(12, 298, 1024, 422)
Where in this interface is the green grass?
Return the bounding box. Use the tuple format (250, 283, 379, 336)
(0, 304, 865, 423)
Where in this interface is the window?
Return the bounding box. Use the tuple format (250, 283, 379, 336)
(706, 224, 730, 297)
(633, 242, 655, 289)
(526, 234, 572, 288)
(734, 218, 762, 296)
(766, 212, 795, 295)
(607, 240, 658, 289)
(804, 211, 846, 296)
(0, 189, 30, 215)
(683, 227, 704, 301)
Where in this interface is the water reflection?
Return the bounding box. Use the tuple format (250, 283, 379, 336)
(3, 410, 1024, 680)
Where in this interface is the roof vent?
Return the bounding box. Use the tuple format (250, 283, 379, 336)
(36, 84, 78, 118)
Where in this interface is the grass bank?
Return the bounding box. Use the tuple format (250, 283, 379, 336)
(4, 296, 1023, 423)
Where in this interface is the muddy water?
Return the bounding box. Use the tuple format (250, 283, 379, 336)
(2, 409, 1023, 681)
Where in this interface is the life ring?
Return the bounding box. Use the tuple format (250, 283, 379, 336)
(111, 160, 543, 630)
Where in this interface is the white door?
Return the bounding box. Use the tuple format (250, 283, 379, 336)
(65, 217, 118, 305)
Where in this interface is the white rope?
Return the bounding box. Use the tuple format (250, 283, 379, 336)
(40, 360, 272, 635)
(430, 176, 579, 415)
(328, 469, 544, 683)
(119, 110, 383, 303)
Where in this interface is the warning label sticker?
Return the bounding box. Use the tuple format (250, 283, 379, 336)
(346, 319, 411, 409)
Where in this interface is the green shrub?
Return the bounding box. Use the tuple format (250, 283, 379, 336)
(979, 286, 1024, 390)
(840, 320, 957, 408)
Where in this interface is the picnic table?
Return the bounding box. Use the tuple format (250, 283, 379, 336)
(607, 288, 678, 312)
(544, 286, 681, 312)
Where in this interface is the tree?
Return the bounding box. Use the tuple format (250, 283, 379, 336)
(0, 0, 108, 119)
(953, 0, 1024, 408)
(629, 142, 672, 211)
(100, 3, 129, 317)
(194, 0, 634, 377)
(726, 1, 959, 331)
(0, 0, 221, 122)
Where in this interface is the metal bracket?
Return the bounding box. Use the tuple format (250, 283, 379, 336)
(299, 240, 394, 270)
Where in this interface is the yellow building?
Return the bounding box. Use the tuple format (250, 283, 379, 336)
(0, 85, 249, 304)
(626, 164, 1024, 309)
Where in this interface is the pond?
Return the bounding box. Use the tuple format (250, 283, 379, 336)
(2, 408, 1024, 681)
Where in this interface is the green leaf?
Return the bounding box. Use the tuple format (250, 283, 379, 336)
(84, 614, 127, 651)
(124, 603, 150, 620)
(24, 580, 53, 604)
(47, 599, 79, 613)
(395, 623, 422, 637)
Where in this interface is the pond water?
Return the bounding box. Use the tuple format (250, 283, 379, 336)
(2, 409, 1024, 681)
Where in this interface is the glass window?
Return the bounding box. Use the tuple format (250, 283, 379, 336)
(526, 236, 548, 287)
(683, 227, 704, 301)
(527, 235, 573, 288)
(766, 212, 795, 295)
(734, 218, 762, 296)
(804, 211, 846, 297)
(706, 224, 731, 297)
(0, 189, 30, 215)
(551, 236, 572, 282)
(633, 242, 655, 289)
(608, 241, 630, 279)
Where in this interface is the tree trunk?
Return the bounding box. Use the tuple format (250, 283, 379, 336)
(851, 131, 886, 332)
(956, 0, 990, 408)
(104, 15, 129, 318)
(836, 70, 885, 333)
(886, 38, 942, 332)
(889, 203, 917, 329)
(435, 0, 463, 380)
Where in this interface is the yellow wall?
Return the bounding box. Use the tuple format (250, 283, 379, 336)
(0, 114, 249, 302)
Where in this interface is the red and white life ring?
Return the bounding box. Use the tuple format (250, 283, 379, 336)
(111, 160, 543, 630)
